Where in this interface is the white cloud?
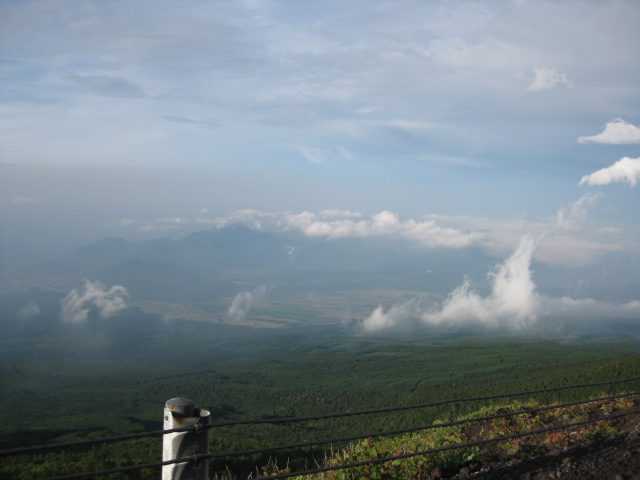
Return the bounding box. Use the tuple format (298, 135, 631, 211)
(156, 217, 188, 224)
(129, 217, 190, 233)
(280, 210, 483, 248)
(363, 235, 640, 332)
(578, 119, 640, 145)
(60, 280, 129, 323)
(423, 235, 539, 329)
(579, 157, 640, 188)
(383, 120, 438, 133)
(527, 67, 573, 91)
(319, 209, 363, 219)
(227, 286, 266, 322)
(356, 105, 381, 114)
(362, 301, 418, 332)
(119, 218, 135, 227)
(296, 145, 354, 165)
(198, 209, 276, 230)
(555, 192, 603, 231)
(196, 208, 634, 268)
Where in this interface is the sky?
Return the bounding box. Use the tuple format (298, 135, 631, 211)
(1, 0, 639, 309)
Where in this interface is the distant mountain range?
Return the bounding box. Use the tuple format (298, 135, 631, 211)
(54, 224, 290, 270)
(21, 224, 495, 301)
(38, 225, 292, 299)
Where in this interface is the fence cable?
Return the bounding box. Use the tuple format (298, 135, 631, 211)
(191, 391, 639, 460)
(0, 428, 174, 458)
(263, 408, 640, 480)
(5, 374, 638, 459)
(204, 375, 640, 430)
(35, 393, 640, 480)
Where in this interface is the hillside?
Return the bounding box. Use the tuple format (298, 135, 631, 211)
(286, 396, 640, 480)
(0, 304, 639, 480)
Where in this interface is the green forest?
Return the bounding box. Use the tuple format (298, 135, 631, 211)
(1, 292, 639, 479)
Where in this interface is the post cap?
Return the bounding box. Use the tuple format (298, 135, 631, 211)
(165, 397, 195, 417)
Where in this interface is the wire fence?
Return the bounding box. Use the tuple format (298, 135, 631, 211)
(3, 376, 639, 480)
(4, 375, 638, 458)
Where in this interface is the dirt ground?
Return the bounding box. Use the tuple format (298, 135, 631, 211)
(434, 414, 640, 480)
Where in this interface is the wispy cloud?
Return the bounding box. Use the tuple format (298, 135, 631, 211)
(8, 196, 48, 204)
(111, 217, 190, 233)
(155, 217, 189, 225)
(578, 119, 640, 145)
(67, 74, 147, 98)
(18, 302, 41, 320)
(60, 280, 129, 323)
(580, 157, 640, 188)
(296, 145, 355, 165)
(197, 209, 277, 230)
(160, 116, 218, 129)
(362, 301, 419, 332)
(540, 297, 640, 325)
(227, 286, 266, 322)
(527, 67, 573, 92)
(555, 192, 603, 231)
(319, 209, 363, 219)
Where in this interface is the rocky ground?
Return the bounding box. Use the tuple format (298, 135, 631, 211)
(432, 413, 640, 480)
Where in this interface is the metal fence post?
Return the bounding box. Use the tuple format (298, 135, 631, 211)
(162, 397, 211, 480)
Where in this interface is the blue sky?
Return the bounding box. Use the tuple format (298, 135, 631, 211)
(1, 0, 639, 278)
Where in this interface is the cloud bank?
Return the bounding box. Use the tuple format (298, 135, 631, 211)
(148, 205, 634, 268)
(194, 209, 484, 249)
(60, 280, 129, 323)
(579, 157, 640, 188)
(578, 119, 640, 145)
(423, 235, 539, 329)
(363, 235, 640, 333)
(281, 210, 484, 248)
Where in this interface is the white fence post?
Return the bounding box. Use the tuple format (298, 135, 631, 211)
(162, 397, 211, 480)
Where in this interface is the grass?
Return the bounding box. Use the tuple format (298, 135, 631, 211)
(286, 394, 638, 480)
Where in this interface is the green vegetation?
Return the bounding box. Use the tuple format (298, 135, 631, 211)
(292, 395, 637, 480)
(1, 293, 639, 479)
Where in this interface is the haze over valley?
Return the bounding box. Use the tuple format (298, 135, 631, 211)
(1, 2, 640, 478)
